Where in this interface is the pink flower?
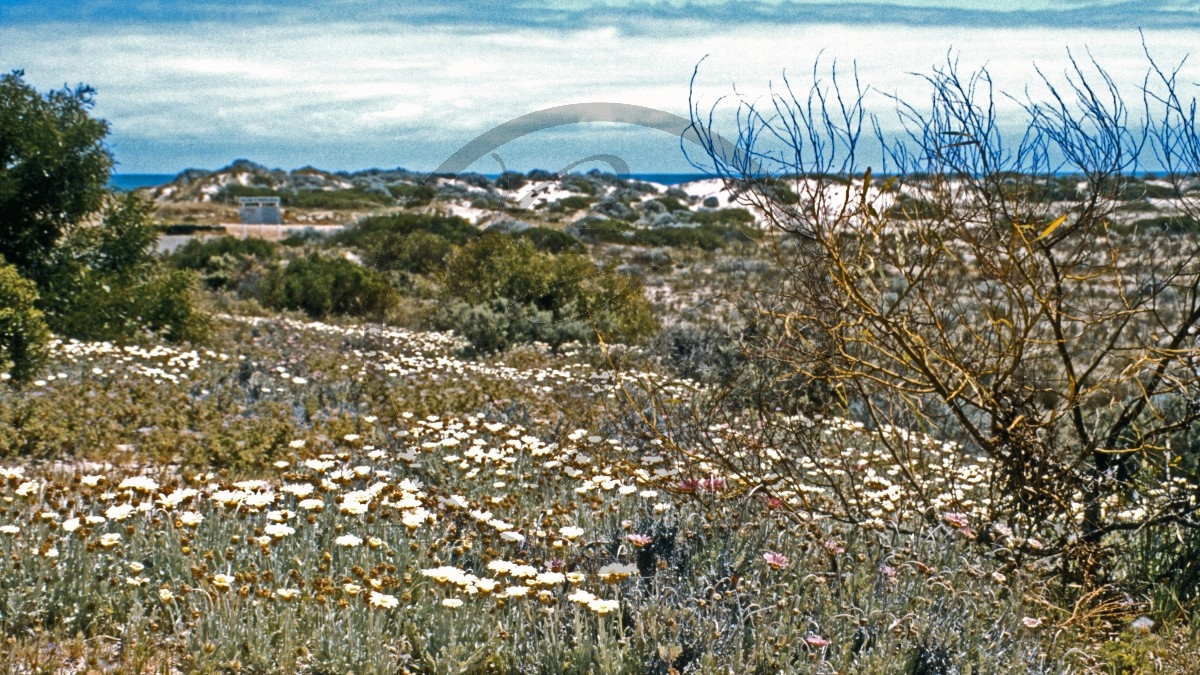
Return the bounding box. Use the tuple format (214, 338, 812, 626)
(677, 478, 701, 493)
(1021, 616, 1043, 629)
(763, 496, 786, 510)
(763, 552, 790, 569)
(698, 476, 726, 491)
(941, 512, 970, 529)
(627, 534, 653, 548)
(823, 540, 845, 556)
(805, 635, 830, 648)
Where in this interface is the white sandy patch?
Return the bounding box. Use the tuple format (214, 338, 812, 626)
(442, 202, 492, 225)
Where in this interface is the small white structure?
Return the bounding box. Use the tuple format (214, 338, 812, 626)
(239, 196, 282, 240)
(239, 196, 282, 225)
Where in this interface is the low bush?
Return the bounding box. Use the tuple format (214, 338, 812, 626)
(1125, 214, 1200, 233)
(260, 254, 398, 319)
(689, 207, 755, 226)
(513, 226, 582, 253)
(439, 233, 656, 352)
(287, 187, 393, 210)
(171, 236, 278, 271)
(156, 224, 225, 235)
(576, 219, 753, 250)
(338, 213, 478, 249)
(367, 230, 456, 275)
(556, 195, 593, 211)
(387, 183, 437, 207)
(494, 171, 528, 190)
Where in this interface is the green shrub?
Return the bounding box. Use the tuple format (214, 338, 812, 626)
(1125, 215, 1200, 234)
(689, 208, 755, 226)
(170, 236, 278, 271)
(562, 177, 596, 195)
(168, 235, 278, 293)
(651, 196, 688, 213)
(339, 213, 478, 248)
(40, 194, 211, 343)
(513, 227, 582, 253)
(287, 187, 393, 210)
(439, 233, 656, 352)
(0, 261, 49, 383)
(494, 171, 528, 190)
(47, 266, 211, 343)
(557, 195, 593, 211)
(156, 224, 225, 235)
(337, 213, 480, 275)
(215, 185, 281, 204)
(576, 219, 752, 250)
(885, 194, 949, 219)
(387, 183, 437, 207)
(260, 254, 398, 319)
(368, 230, 455, 275)
(574, 218, 636, 244)
(637, 224, 748, 250)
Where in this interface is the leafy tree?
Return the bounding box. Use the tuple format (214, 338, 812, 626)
(0, 260, 49, 382)
(39, 194, 210, 342)
(0, 71, 209, 347)
(0, 71, 112, 279)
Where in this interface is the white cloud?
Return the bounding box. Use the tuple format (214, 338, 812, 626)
(1, 18, 1195, 172)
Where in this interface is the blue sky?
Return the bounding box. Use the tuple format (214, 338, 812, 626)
(1, 0, 1196, 174)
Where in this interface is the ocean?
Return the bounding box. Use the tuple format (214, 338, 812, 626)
(109, 174, 176, 191)
(110, 172, 714, 191)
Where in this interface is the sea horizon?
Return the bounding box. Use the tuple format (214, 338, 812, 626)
(109, 171, 719, 192)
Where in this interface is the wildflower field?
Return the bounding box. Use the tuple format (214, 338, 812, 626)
(2, 313, 1195, 674)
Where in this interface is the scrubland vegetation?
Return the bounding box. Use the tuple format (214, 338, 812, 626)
(5, 49, 1200, 673)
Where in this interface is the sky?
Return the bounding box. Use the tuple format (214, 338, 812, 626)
(1, 0, 1197, 174)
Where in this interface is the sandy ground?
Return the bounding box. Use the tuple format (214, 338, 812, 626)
(156, 223, 347, 252)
